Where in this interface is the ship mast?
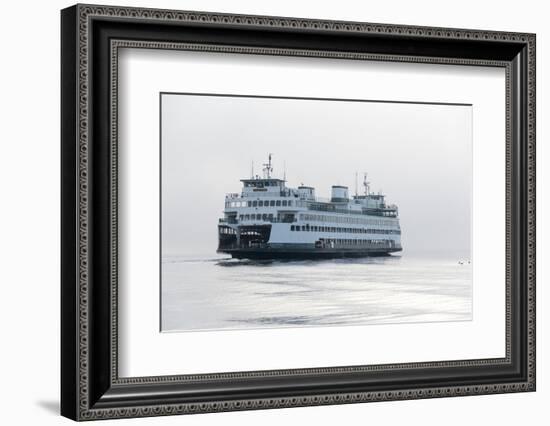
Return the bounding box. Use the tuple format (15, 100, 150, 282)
(263, 153, 273, 179)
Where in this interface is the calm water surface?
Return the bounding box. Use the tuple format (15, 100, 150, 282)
(161, 252, 472, 332)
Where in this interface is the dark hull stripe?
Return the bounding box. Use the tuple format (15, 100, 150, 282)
(217, 247, 402, 260)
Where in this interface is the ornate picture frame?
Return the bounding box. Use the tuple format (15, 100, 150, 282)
(61, 4, 535, 421)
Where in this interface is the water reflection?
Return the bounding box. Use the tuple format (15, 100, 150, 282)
(161, 252, 472, 332)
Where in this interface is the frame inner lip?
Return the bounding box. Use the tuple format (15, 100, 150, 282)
(109, 39, 513, 385)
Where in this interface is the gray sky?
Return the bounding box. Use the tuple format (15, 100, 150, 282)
(161, 94, 471, 256)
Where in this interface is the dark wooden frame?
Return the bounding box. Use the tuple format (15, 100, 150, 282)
(61, 3, 536, 421)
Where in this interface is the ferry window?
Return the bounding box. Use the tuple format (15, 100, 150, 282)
(282, 200, 287, 206)
(252, 201, 257, 207)
(268, 214, 273, 221)
(262, 214, 267, 220)
(276, 200, 281, 206)
(245, 215, 250, 220)
(291, 225, 295, 231)
(295, 226, 300, 231)
(258, 200, 264, 207)
(270, 200, 275, 207)
(288, 200, 293, 206)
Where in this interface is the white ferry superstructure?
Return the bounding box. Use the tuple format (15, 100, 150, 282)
(217, 155, 402, 259)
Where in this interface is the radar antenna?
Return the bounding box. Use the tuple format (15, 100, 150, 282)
(263, 153, 274, 179)
(363, 173, 371, 196)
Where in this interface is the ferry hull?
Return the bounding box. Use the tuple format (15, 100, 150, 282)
(218, 246, 402, 260)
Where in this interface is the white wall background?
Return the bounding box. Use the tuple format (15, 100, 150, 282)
(0, 0, 546, 425)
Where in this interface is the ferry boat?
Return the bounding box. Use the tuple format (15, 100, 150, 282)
(217, 155, 402, 259)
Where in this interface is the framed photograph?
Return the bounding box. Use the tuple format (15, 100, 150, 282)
(61, 4, 536, 421)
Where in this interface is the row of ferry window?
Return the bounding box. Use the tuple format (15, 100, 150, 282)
(226, 199, 294, 208)
(219, 227, 237, 235)
(299, 213, 394, 227)
(290, 225, 401, 235)
(320, 239, 390, 245)
(240, 213, 275, 221)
